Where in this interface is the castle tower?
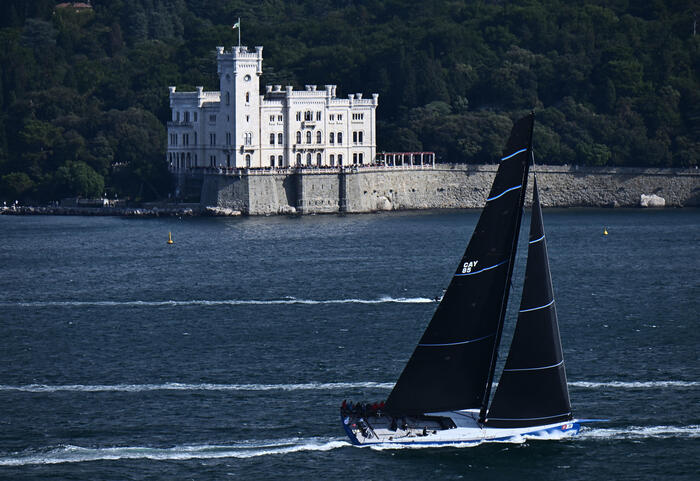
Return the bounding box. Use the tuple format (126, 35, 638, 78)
(216, 45, 263, 168)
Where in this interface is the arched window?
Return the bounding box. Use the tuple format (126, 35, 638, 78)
(245, 92, 250, 103)
(337, 132, 343, 144)
(296, 131, 301, 144)
(353, 153, 358, 164)
(306, 131, 312, 144)
(359, 153, 364, 164)
(316, 153, 322, 166)
(270, 133, 275, 145)
(329, 132, 334, 144)
(226, 92, 230, 105)
(296, 153, 302, 166)
(316, 131, 322, 143)
(306, 153, 312, 166)
(338, 154, 343, 166)
(278, 155, 283, 167)
(270, 155, 275, 167)
(245, 154, 251, 167)
(278, 133, 283, 145)
(330, 154, 335, 166)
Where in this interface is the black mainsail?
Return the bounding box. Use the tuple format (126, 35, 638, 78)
(484, 178, 573, 427)
(385, 115, 533, 416)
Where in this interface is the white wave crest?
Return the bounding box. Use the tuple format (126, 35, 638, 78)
(579, 425, 700, 440)
(0, 296, 435, 308)
(1, 380, 696, 393)
(0, 438, 349, 466)
(0, 382, 394, 393)
(569, 381, 698, 389)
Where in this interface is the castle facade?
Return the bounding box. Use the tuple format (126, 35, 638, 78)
(167, 45, 378, 171)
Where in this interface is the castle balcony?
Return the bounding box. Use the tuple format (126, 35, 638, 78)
(301, 121, 316, 129)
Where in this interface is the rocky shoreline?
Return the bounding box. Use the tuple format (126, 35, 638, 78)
(0, 205, 242, 217)
(0, 199, 692, 218)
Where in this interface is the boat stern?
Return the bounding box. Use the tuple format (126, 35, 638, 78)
(341, 413, 361, 445)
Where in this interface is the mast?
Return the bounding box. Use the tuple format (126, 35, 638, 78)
(478, 113, 533, 423)
(484, 176, 573, 427)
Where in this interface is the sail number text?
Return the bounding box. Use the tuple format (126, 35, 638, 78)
(462, 261, 479, 273)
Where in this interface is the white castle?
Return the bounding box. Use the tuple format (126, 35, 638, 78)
(167, 45, 378, 171)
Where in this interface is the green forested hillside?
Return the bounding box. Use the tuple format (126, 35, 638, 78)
(0, 0, 697, 202)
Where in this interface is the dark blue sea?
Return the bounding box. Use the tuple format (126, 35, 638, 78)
(1, 209, 698, 480)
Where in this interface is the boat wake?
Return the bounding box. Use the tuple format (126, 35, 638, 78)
(568, 380, 700, 389)
(0, 380, 695, 393)
(0, 438, 349, 466)
(1, 426, 697, 464)
(0, 382, 395, 393)
(0, 296, 434, 308)
(366, 425, 700, 450)
(362, 425, 700, 451)
(568, 380, 698, 389)
(578, 424, 700, 440)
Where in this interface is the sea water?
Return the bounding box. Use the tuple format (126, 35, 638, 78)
(0, 209, 698, 480)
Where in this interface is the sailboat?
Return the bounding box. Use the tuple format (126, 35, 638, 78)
(341, 113, 588, 446)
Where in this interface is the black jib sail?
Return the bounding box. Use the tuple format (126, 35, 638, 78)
(385, 115, 533, 416)
(484, 178, 573, 428)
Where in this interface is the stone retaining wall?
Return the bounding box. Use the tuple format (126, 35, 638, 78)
(199, 165, 700, 215)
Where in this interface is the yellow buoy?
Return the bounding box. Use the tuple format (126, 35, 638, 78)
(603, 227, 608, 236)
(167, 232, 174, 244)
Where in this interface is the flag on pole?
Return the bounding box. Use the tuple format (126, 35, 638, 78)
(232, 18, 241, 47)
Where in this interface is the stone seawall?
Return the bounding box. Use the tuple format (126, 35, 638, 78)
(199, 165, 700, 215)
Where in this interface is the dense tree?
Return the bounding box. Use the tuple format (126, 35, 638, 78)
(52, 160, 104, 199)
(0, 0, 698, 203)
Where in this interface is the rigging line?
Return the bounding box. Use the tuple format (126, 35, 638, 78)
(503, 359, 564, 372)
(500, 148, 528, 161)
(529, 234, 545, 244)
(486, 412, 571, 421)
(454, 259, 508, 277)
(519, 299, 555, 313)
(418, 332, 495, 347)
(486, 185, 522, 202)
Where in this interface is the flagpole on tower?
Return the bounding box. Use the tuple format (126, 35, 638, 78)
(232, 18, 241, 48)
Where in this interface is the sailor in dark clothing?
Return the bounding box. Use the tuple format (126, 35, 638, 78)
(389, 418, 398, 431)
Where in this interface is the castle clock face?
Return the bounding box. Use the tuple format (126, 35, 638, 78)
(244, 74, 251, 82)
